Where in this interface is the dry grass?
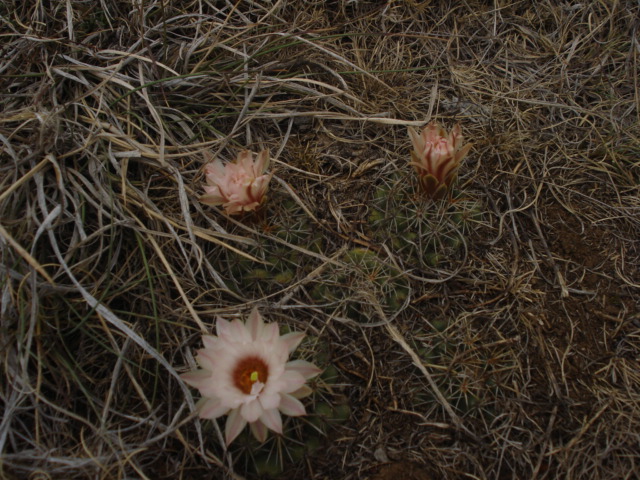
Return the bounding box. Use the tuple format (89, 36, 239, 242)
(1, 1, 639, 479)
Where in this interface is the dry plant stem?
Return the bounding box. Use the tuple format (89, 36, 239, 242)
(376, 304, 479, 443)
(28, 159, 224, 472)
(528, 210, 570, 298)
(0, 223, 54, 284)
(274, 245, 349, 307)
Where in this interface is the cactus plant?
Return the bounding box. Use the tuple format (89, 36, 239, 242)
(228, 337, 350, 477)
(309, 247, 409, 322)
(366, 173, 482, 273)
(220, 192, 322, 297)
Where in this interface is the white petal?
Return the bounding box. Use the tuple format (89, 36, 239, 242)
(246, 307, 263, 341)
(240, 399, 264, 423)
(285, 360, 322, 380)
(202, 335, 218, 350)
(198, 397, 230, 419)
(275, 369, 306, 394)
(225, 408, 247, 446)
(259, 408, 283, 434)
(280, 331, 304, 354)
(250, 419, 268, 443)
(261, 322, 280, 343)
(259, 390, 281, 410)
(289, 385, 313, 399)
(279, 394, 306, 417)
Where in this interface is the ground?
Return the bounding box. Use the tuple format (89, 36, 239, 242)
(1, 1, 639, 479)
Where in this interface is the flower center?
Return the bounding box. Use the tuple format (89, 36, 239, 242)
(230, 171, 250, 187)
(232, 356, 269, 395)
(427, 138, 450, 155)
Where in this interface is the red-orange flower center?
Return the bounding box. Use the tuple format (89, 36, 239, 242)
(232, 356, 269, 394)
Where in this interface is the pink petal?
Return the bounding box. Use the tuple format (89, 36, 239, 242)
(246, 307, 264, 341)
(437, 158, 458, 185)
(279, 394, 306, 417)
(198, 397, 230, 419)
(250, 420, 268, 443)
(211, 379, 245, 408)
(241, 202, 260, 212)
(248, 175, 270, 203)
(195, 350, 216, 370)
(259, 408, 283, 434)
(285, 359, 322, 380)
(423, 123, 441, 143)
(204, 158, 226, 180)
(237, 150, 254, 171)
(225, 408, 247, 446)
(230, 318, 251, 342)
(451, 124, 463, 147)
(223, 201, 243, 215)
(428, 150, 444, 177)
(215, 317, 231, 339)
(407, 126, 424, 155)
(280, 331, 304, 353)
(240, 399, 264, 423)
(455, 143, 472, 163)
(200, 192, 225, 206)
(202, 184, 222, 196)
(217, 317, 250, 343)
(255, 150, 270, 173)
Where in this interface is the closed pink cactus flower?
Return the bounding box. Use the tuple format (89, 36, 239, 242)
(200, 149, 272, 214)
(408, 123, 472, 199)
(180, 308, 322, 445)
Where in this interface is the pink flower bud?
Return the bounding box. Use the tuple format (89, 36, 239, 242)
(200, 149, 272, 214)
(408, 123, 472, 199)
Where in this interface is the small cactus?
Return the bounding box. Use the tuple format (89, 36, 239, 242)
(410, 321, 504, 422)
(228, 337, 349, 476)
(309, 247, 410, 322)
(365, 174, 482, 272)
(219, 191, 322, 297)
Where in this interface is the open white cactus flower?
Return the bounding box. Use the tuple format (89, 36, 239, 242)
(181, 308, 322, 445)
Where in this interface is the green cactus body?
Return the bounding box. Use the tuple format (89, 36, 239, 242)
(309, 247, 410, 322)
(229, 338, 348, 476)
(365, 176, 482, 272)
(220, 192, 322, 297)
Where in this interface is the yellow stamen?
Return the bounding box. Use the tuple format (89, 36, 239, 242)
(250, 371, 259, 383)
